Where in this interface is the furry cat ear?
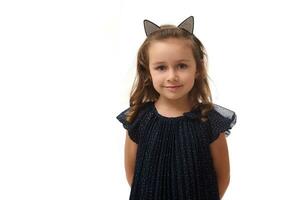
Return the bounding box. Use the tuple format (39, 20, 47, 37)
(178, 16, 194, 34)
(143, 19, 160, 36)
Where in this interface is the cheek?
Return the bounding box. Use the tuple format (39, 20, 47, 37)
(150, 71, 161, 84)
(189, 79, 196, 88)
(183, 73, 196, 88)
(151, 76, 162, 87)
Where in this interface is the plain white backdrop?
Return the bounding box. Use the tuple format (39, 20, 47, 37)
(1, 0, 300, 199)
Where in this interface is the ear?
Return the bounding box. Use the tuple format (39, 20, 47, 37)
(144, 19, 160, 36)
(178, 16, 194, 34)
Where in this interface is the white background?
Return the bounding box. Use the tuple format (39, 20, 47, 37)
(1, 0, 300, 199)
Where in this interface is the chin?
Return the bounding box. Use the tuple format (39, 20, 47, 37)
(159, 94, 187, 101)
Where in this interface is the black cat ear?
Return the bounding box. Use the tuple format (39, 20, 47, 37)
(143, 19, 160, 36)
(178, 16, 194, 34)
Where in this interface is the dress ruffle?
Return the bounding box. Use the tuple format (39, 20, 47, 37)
(116, 103, 150, 144)
(208, 104, 237, 143)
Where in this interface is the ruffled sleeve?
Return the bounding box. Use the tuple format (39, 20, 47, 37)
(116, 106, 147, 144)
(207, 104, 237, 143)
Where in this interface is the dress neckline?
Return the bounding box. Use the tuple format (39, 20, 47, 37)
(149, 101, 199, 120)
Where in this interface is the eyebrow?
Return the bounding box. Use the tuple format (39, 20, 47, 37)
(151, 59, 191, 65)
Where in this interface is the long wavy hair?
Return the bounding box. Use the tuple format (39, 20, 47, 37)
(126, 25, 213, 123)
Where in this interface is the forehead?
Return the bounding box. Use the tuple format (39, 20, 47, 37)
(148, 38, 194, 63)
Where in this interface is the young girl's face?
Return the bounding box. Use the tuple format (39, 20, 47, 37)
(148, 38, 197, 103)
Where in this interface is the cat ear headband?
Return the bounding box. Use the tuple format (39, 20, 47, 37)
(143, 16, 194, 37)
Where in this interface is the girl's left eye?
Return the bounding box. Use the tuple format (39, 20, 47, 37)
(178, 64, 188, 69)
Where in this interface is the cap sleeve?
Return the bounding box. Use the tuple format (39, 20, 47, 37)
(116, 107, 143, 144)
(208, 104, 237, 143)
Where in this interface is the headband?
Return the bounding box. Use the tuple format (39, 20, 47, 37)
(143, 16, 194, 37)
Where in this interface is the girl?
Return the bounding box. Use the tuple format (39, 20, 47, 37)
(116, 16, 237, 200)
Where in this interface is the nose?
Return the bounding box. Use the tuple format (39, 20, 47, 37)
(167, 68, 179, 82)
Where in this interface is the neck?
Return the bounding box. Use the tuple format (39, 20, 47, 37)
(155, 96, 193, 112)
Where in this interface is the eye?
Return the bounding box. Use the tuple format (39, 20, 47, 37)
(155, 65, 166, 71)
(178, 63, 188, 69)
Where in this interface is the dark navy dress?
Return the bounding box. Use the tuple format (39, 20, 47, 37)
(116, 101, 237, 200)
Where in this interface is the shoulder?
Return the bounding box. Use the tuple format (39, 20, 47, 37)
(116, 102, 153, 125)
(116, 102, 154, 144)
(206, 104, 237, 143)
(208, 104, 236, 119)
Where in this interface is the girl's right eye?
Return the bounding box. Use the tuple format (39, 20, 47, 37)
(156, 65, 165, 71)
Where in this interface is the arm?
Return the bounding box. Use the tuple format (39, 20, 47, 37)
(210, 132, 230, 199)
(124, 131, 138, 187)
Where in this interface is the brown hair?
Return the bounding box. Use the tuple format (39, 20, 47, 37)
(126, 25, 213, 123)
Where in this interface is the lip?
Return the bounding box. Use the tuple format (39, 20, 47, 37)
(164, 85, 183, 92)
(165, 85, 182, 88)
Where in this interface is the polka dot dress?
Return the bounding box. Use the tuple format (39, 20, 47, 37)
(116, 101, 237, 200)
